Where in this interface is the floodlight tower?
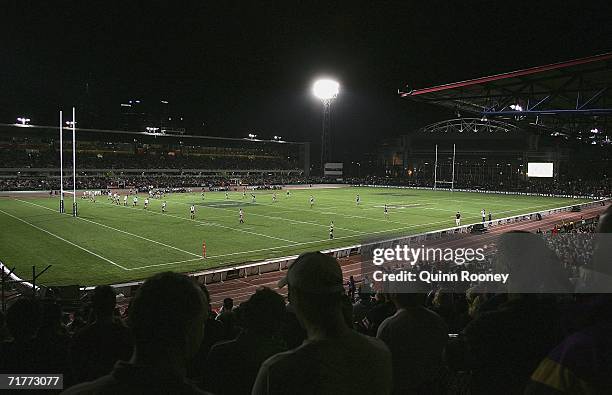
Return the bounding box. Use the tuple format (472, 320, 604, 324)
(312, 79, 339, 173)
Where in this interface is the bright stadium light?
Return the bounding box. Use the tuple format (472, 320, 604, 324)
(248, 133, 257, 139)
(510, 104, 523, 111)
(16, 117, 31, 125)
(146, 127, 160, 132)
(312, 78, 340, 173)
(312, 79, 339, 101)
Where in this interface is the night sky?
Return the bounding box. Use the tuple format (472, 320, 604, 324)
(2, 1, 611, 160)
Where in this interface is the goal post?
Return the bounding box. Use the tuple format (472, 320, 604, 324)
(433, 143, 456, 191)
(58, 107, 78, 217)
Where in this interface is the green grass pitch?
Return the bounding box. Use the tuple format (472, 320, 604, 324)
(0, 187, 590, 286)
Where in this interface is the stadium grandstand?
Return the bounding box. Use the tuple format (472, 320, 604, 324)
(0, 124, 310, 192)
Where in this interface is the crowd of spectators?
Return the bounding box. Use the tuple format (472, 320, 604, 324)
(352, 176, 611, 197)
(1, 206, 611, 394)
(0, 174, 321, 192)
(0, 145, 300, 171)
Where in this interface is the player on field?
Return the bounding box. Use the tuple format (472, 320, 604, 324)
(225, 192, 229, 200)
(162, 201, 167, 213)
(488, 210, 492, 222)
(272, 192, 277, 202)
(144, 198, 149, 209)
(329, 221, 334, 239)
(286, 190, 290, 197)
(114, 193, 119, 204)
(251, 194, 256, 203)
(108, 191, 112, 200)
(123, 195, 128, 206)
(384, 204, 388, 218)
(455, 211, 461, 226)
(309, 196, 314, 208)
(190, 204, 196, 220)
(239, 208, 244, 224)
(356, 194, 360, 205)
(201, 191, 205, 200)
(243, 191, 246, 199)
(481, 208, 486, 223)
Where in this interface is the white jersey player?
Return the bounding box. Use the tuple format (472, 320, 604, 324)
(161, 201, 167, 213)
(239, 208, 244, 224)
(123, 195, 128, 206)
(144, 198, 149, 209)
(133, 196, 138, 207)
(272, 192, 277, 202)
(481, 208, 486, 223)
(190, 204, 196, 220)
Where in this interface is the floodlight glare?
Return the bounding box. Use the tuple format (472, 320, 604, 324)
(313, 79, 339, 101)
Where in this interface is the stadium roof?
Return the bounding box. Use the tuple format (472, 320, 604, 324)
(400, 53, 612, 136)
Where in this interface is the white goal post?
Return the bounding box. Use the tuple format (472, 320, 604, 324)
(433, 143, 456, 191)
(59, 107, 78, 216)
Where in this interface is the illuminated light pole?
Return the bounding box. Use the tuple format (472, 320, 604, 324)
(312, 79, 339, 174)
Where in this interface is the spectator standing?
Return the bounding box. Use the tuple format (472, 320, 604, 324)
(252, 252, 392, 395)
(377, 284, 448, 394)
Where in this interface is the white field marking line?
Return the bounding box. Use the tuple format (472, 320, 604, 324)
(168, 198, 365, 235)
(95, 199, 298, 244)
(16, 199, 201, 258)
(319, 193, 581, 216)
(130, 213, 491, 270)
(0, 207, 128, 271)
(317, 192, 580, 211)
(128, 197, 586, 270)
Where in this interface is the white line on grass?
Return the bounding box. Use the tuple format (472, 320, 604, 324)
(16, 199, 202, 259)
(170, 198, 366, 235)
(96, 199, 299, 244)
(0, 208, 128, 271)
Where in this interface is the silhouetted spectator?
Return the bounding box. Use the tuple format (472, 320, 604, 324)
(203, 288, 287, 395)
(217, 297, 239, 340)
(188, 283, 224, 381)
(37, 301, 72, 384)
(447, 232, 567, 394)
(347, 275, 356, 302)
(63, 272, 212, 394)
(0, 298, 42, 373)
(70, 285, 133, 383)
(377, 281, 448, 394)
(364, 292, 396, 336)
(352, 288, 374, 332)
(252, 251, 392, 395)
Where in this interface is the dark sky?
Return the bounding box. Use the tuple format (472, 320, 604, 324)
(2, 1, 611, 160)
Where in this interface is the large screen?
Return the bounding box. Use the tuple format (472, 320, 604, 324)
(527, 162, 554, 178)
